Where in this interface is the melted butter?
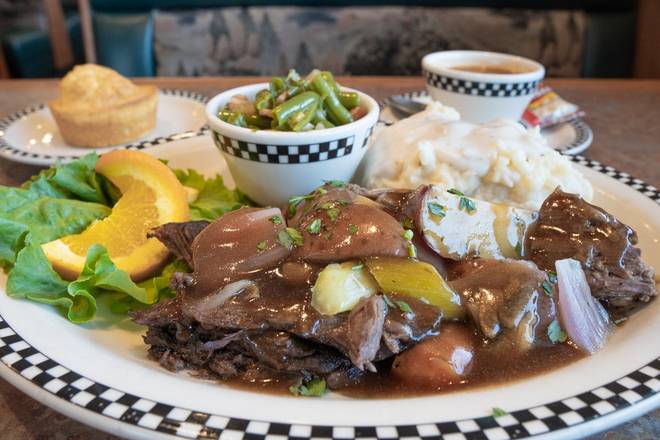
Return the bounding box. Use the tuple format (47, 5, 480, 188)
(492, 204, 516, 258)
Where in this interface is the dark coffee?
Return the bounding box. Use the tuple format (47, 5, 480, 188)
(451, 64, 529, 74)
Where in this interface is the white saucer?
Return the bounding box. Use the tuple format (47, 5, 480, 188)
(381, 90, 593, 155)
(0, 90, 208, 166)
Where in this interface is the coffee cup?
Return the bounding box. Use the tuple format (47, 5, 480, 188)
(422, 50, 545, 123)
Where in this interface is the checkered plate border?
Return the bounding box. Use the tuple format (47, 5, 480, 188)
(424, 71, 540, 97)
(0, 156, 658, 439)
(382, 90, 592, 155)
(212, 127, 374, 164)
(0, 89, 209, 163)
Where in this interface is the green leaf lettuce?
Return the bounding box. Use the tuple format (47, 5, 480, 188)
(2, 155, 247, 324)
(175, 168, 252, 221)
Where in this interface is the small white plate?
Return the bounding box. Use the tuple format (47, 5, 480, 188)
(0, 136, 657, 440)
(0, 90, 208, 166)
(382, 91, 593, 155)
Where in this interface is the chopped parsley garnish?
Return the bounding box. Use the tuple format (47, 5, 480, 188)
(547, 319, 567, 343)
(352, 263, 364, 271)
(288, 193, 315, 216)
(286, 227, 304, 246)
(395, 300, 413, 314)
(315, 187, 328, 195)
(447, 188, 476, 214)
(277, 227, 304, 249)
(288, 194, 315, 205)
(269, 215, 282, 225)
(336, 199, 352, 206)
(383, 295, 414, 315)
(541, 281, 553, 297)
(326, 207, 340, 221)
(318, 201, 343, 222)
(323, 179, 346, 188)
(348, 224, 359, 235)
(402, 217, 414, 229)
(402, 230, 416, 258)
(492, 407, 508, 417)
(458, 196, 476, 214)
(307, 218, 322, 234)
(289, 378, 327, 397)
(288, 204, 297, 217)
(256, 240, 268, 251)
(407, 243, 417, 259)
(277, 230, 293, 249)
(427, 202, 446, 218)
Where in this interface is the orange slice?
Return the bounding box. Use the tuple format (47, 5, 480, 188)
(42, 150, 189, 281)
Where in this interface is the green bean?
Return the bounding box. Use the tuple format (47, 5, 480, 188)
(289, 99, 319, 131)
(218, 108, 234, 122)
(311, 74, 353, 125)
(321, 71, 339, 93)
(224, 70, 355, 130)
(246, 114, 272, 129)
(272, 91, 320, 127)
(286, 68, 301, 84)
(227, 112, 247, 127)
(312, 109, 335, 129)
(255, 89, 272, 110)
(337, 91, 360, 110)
(269, 77, 287, 96)
(287, 79, 312, 98)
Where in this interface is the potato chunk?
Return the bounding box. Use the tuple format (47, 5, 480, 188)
(366, 257, 464, 320)
(421, 186, 536, 260)
(392, 323, 474, 387)
(311, 262, 379, 315)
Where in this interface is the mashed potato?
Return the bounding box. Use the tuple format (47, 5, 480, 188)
(359, 102, 593, 210)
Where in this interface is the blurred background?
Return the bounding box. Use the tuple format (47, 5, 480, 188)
(1, 0, 658, 79)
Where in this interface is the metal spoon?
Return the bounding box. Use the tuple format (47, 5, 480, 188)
(384, 95, 427, 118)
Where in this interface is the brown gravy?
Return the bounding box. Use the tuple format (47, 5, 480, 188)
(342, 329, 584, 398)
(450, 64, 530, 74)
(221, 325, 584, 398)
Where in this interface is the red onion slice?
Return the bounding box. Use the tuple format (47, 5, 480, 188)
(184, 279, 258, 322)
(555, 258, 612, 354)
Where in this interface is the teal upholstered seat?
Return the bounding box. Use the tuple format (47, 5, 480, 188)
(2, 15, 84, 78)
(94, 12, 154, 77)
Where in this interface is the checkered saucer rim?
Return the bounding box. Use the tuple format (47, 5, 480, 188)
(0, 89, 209, 164)
(381, 90, 592, 155)
(0, 156, 659, 439)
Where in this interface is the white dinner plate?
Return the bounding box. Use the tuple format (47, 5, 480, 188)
(0, 134, 657, 440)
(0, 90, 208, 166)
(381, 91, 593, 155)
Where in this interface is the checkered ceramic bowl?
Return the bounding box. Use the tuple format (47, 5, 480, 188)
(206, 83, 379, 206)
(422, 50, 544, 123)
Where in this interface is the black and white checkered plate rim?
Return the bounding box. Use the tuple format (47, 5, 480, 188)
(0, 89, 209, 162)
(0, 154, 658, 439)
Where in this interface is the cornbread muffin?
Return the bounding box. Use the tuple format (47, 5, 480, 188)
(49, 64, 158, 147)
